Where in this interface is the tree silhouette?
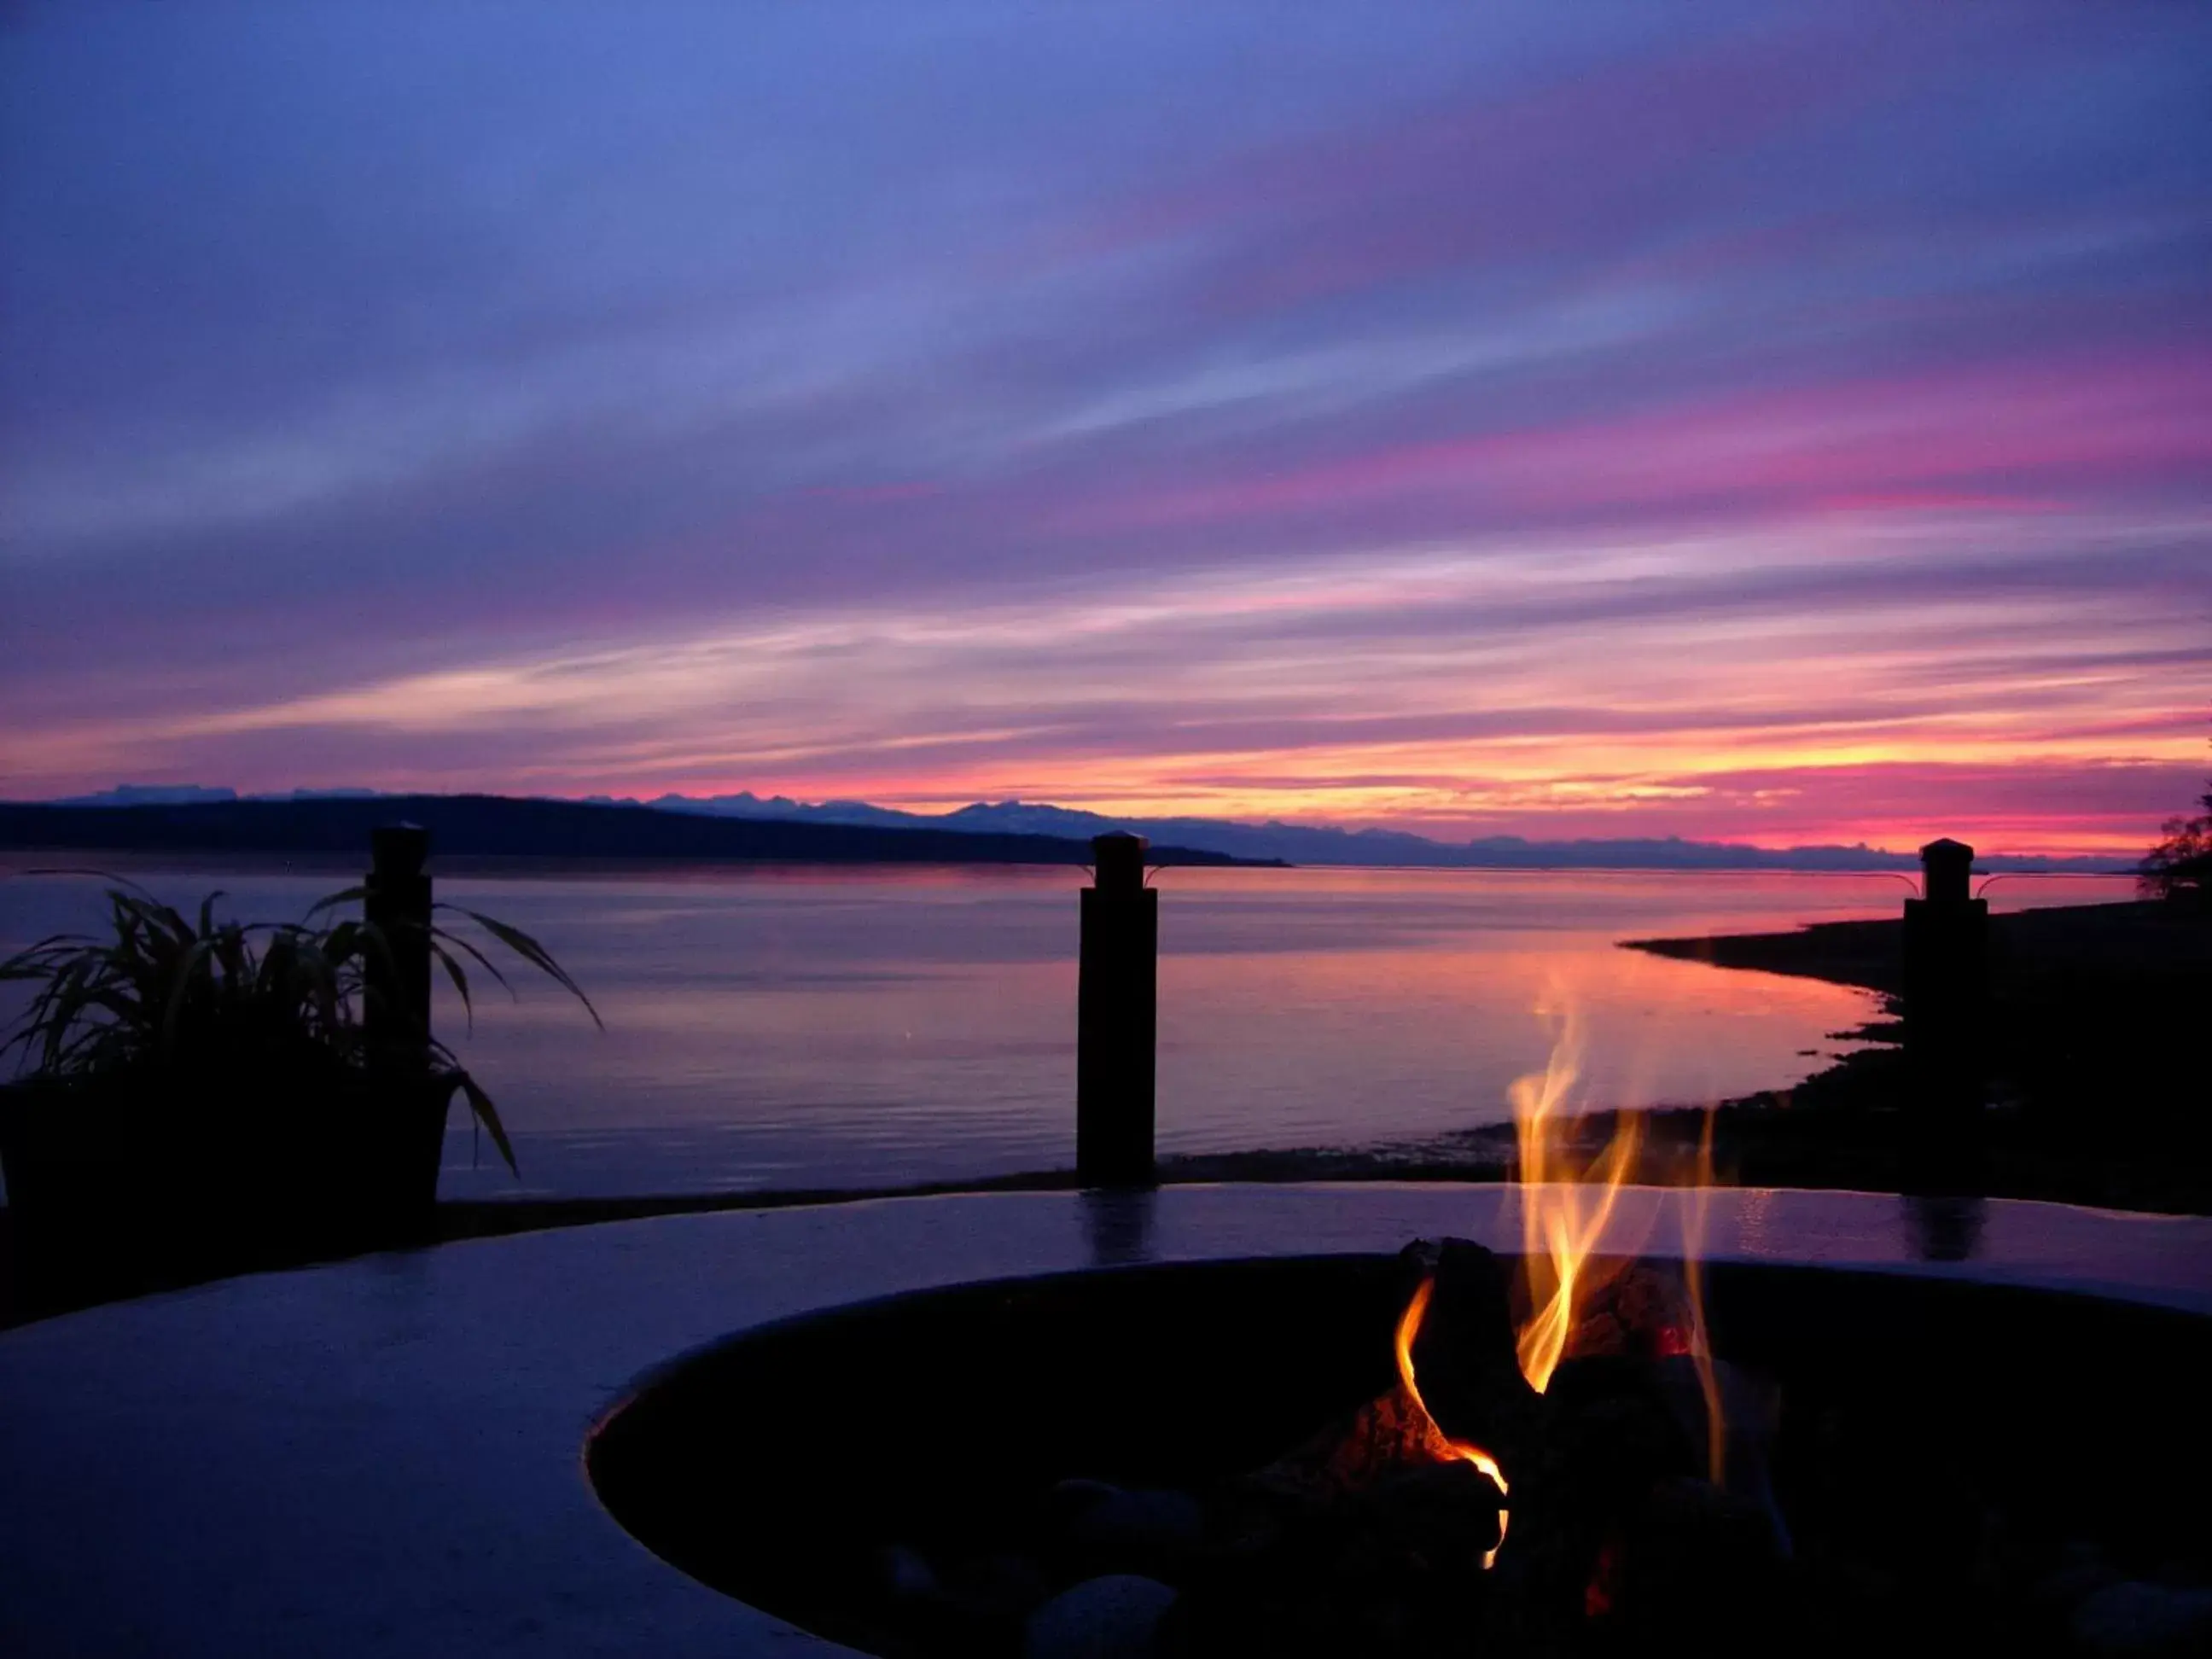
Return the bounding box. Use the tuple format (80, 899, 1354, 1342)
(2139, 711, 2212, 900)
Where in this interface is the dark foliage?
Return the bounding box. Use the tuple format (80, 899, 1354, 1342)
(0, 872, 597, 1173)
(2137, 714, 2211, 901)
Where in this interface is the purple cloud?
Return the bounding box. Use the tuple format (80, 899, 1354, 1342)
(2, 3, 2208, 851)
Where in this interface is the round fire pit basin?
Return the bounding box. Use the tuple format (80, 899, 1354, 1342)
(589, 1254, 2212, 1655)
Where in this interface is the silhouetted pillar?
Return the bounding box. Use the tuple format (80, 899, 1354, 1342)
(365, 824, 434, 1085)
(1078, 832, 1156, 1187)
(1901, 837, 1988, 1191)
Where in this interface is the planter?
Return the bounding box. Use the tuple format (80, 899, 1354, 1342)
(0, 1066, 457, 1316)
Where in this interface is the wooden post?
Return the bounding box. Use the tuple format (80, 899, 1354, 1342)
(364, 824, 434, 1085)
(1077, 832, 1157, 1187)
(1901, 836, 1988, 1190)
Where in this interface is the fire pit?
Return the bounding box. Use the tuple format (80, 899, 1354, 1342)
(3, 1184, 2206, 1656)
(588, 1249, 2212, 1657)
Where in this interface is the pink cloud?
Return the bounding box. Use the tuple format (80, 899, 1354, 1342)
(1086, 350, 2212, 530)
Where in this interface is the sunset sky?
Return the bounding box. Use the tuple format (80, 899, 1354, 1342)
(3, 5, 2207, 854)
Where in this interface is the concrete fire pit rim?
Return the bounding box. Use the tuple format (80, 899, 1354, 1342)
(584, 1240, 2210, 1447)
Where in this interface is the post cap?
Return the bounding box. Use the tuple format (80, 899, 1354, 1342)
(371, 823, 429, 877)
(1918, 837, 1974, 905)
(1091, 831, 1149, 894)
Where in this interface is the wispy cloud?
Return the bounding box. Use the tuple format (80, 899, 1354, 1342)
(13, 505, 2200, 853)
(3, 4, 2207, 852)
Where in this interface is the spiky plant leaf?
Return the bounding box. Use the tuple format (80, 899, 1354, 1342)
(447, 1068, 518, 1175)
(2, 874, 597, 1185)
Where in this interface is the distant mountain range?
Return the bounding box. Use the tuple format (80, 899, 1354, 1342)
(0, 795, 1258, 868)
(27, 785, 2128, 873)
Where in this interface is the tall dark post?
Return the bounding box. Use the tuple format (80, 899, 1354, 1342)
(1901, 836, 1988, 1191)
(364, 824, 434, 1086)
(1078, 832, 1157, 1187)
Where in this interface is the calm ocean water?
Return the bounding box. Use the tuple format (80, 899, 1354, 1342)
(0, 859, 2133, 1199)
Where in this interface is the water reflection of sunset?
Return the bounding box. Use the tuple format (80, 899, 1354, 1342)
(0, 861, 2140, 1198)
(1157, 919, 1875, 1152)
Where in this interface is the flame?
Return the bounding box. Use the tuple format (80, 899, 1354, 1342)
(1682, 1104, 1726, 1485)
(1507, 992, 1726, 1464)
(1507, 994, 1643, 1394)
(1390, 987, 1735, 1575)
(1394, 1276, 1509, 1569)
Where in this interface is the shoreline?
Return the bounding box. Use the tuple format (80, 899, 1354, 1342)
(1612, 898, 2209, 1214)
(7, 896, 2199, 1329)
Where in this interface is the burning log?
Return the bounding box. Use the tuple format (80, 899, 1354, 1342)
(1491, 1348, 1711, 1639)
(873, 1233, 1799, 1658)
(1185, 1455, 1507, 1659)
(1220, 1237, 1792, 1656)
(1559, 1260, 1698, 1362)
(1400, 1238, 1540, 1467)
(1243, 1380, 1466, 1506)
(1172, 1243, 1533, 1655)
(1244, 1241, 1529, 1509)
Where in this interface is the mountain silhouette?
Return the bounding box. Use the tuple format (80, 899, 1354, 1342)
(0, 795, 1262, 867)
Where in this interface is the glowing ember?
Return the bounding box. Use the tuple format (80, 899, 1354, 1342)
(1394, 1275, 1510, 1570)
